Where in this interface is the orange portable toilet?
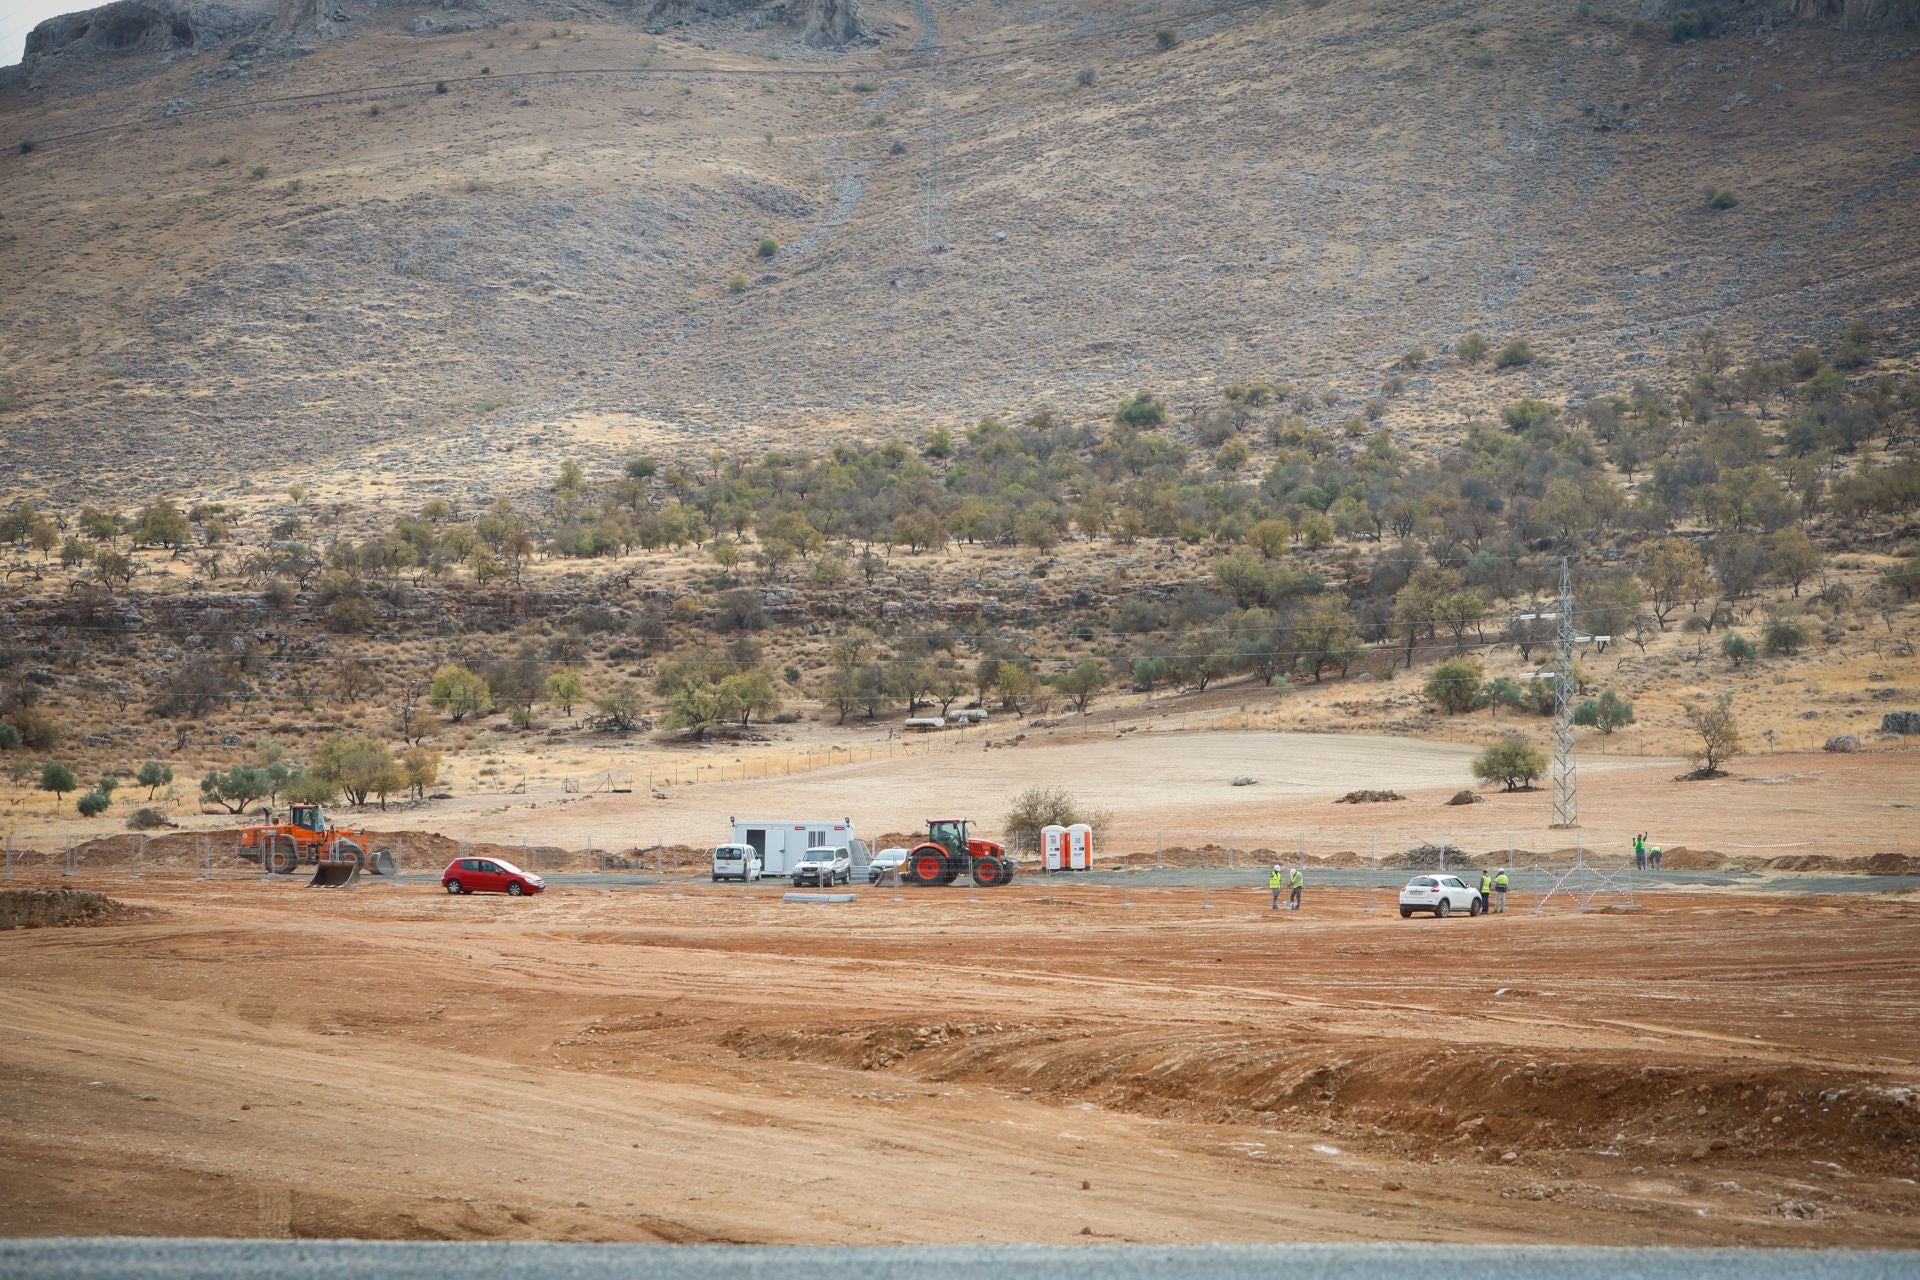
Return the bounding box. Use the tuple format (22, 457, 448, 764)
(1041, 824, 1067, 872)
(1067, 823, 1093, 871)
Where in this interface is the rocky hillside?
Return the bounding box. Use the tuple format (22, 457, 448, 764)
(0, 0, 1915, 506)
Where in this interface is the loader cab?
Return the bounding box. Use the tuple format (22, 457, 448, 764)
(289, 804, 327, 834)
(926, 819, 969, 859)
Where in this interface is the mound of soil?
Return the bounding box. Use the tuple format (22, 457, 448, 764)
(1862, 852, 1920, 875)
(1335, 789, 1405, 804)
(0, 888, 134, 930)
(1657, 846, 1728, 871)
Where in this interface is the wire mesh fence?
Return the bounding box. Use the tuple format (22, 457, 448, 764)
(1, 823, 1907, 916)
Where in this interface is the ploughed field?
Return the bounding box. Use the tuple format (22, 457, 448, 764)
(1, 875, 1915, 1245)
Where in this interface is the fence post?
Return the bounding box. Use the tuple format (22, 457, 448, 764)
(134, 834, 145, 879)
(1364, 834, 1377, 913)
(2, 834, 11, 880)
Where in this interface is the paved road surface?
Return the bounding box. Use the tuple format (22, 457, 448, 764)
(4, 1242, 1916, 1280)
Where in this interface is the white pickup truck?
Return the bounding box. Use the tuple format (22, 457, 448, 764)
(711, 843, 764, 882)
(790, 846, 852, 887)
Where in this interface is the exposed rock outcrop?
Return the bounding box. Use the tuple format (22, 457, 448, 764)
(643, 0, 874, 45)
(23, 0, 279, 62)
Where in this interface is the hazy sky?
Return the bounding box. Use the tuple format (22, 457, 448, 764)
(3, 0, 89, 69)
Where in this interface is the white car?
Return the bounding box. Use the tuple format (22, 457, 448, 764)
(791, 845, 852, 887)
(711, 843, 763, 882)
(1399, 874, 1485, 918)
(866, 847, 911, 884)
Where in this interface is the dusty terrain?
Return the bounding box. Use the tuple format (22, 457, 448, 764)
(1, 871, 1916, 1245)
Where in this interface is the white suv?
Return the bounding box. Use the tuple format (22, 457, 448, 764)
(791, 846, 852, 887)
(1399, 874, 1485, 918)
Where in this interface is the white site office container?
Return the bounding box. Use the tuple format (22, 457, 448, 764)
(729, 818, 866, 876)
(1067, 823, 1093, 871)
(1041, 824, 1068, 872)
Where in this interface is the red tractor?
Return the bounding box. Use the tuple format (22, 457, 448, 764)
(901, 818, 1017, 888)
(238, 804, 395, 884)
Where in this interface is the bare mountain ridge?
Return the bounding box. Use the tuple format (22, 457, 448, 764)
(14, 0, 876, 80)
(0, 0, 1914, 508)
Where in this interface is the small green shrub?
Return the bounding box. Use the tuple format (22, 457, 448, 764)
(756, 237, 778, 258)
(727, 274, 750, 294)
(1456, 332, 1490, 363)
(1668, 9, 1707, 41)
(248, 164, 268, 178)
(852, 79, 879, 93)
(1156, 28, 1180, 50)
(436, 81, 449, 94)
(1706, 187, 1739, 210)
(18, 140, 35, 154)
(1493, 339, 1535, 369)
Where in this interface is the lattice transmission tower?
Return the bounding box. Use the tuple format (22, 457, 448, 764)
(1550, 556, 1579, 828)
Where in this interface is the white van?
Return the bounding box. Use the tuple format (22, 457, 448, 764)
(711, 843, 763, 882)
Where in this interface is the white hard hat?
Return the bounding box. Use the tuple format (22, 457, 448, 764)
(1272, 864, 1282, 872)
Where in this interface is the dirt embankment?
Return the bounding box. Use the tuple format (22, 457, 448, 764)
(717, 1020, 1918, 1176)
(0, 888, 138, 930)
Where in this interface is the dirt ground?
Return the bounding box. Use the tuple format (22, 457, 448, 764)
(409, 737, 1910, 861)
(1, 871, 1915, 1246)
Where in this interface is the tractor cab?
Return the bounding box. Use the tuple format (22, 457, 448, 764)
(288, 804, 328, 835)
(926, 819, 970, 859)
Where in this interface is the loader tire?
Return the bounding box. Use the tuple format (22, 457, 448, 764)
(329, 839, 365, 871)
(264, 836, 300, 876)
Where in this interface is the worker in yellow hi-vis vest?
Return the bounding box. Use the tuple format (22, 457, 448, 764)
(1269, 864, 1284, 911)
(1287, 865, 1304, 911)
(1493, 867, 1510, 913)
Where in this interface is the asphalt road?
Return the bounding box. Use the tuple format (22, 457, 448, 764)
(388, 867, 1920, 897)
(3, 1242, 1917, 1280)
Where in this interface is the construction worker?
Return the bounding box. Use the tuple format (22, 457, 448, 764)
(1649, 843, 1663, 872)
(1270, 864, 1284, 911)
(1493, 867, 1510, 913)
(1287, 865, 1304, 911)
(1632, 832, 1646, 871)
(1478, 868, 1494, 914)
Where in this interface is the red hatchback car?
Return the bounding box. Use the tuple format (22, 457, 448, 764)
(441, 856, 546, 896)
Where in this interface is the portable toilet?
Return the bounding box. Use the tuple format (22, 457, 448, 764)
(1041, 824, 1068, 872)
(1067, 823, 1093, 871)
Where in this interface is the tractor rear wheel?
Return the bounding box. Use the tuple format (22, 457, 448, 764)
(908, 848, 949, 886)
(264, 836, 299, 875)
(971, 857, 1005, 888)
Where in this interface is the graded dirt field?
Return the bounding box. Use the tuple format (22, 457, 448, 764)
(415, 736, 1906, 862)
(2, 873, 1915, 1246)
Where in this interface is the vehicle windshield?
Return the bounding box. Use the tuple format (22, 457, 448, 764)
(493, 859, 526, 876)
(804, 849, 838, 859)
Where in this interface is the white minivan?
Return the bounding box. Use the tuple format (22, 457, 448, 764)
(711, 843, 764, 882)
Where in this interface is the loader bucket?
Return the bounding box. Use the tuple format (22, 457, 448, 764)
(370, 849, 396, 877)
(307, 859, 361, 888)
